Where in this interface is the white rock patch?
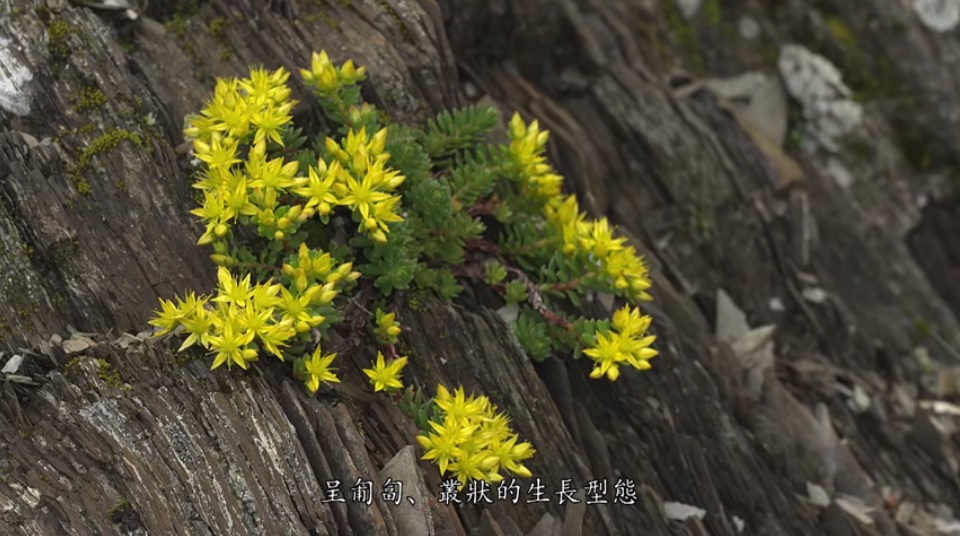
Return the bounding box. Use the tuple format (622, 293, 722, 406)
(778, 45, 862, 152)
(912, 0, 960, 33)
(676, 0, 702, 19)
(0, 35, 33, 116)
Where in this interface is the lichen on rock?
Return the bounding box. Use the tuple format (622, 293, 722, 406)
(778, 44, 863, 152)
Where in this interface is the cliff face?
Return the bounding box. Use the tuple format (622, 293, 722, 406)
(2, 1, 960, 535)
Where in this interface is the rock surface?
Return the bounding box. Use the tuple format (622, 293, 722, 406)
(2, 0, 960, 534)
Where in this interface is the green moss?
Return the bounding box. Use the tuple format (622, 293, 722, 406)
(208, 17, 233, 61)
(165, 15, 188, 37)
(308, 0, 342, 30)
(661, 0, 705, 75)
(914, 316, 932, 338)
(376, 0, 414, 44)
(405, 290, 427, 311)
(825, 16, 856, 50)
(45, 18, 76, 63)
(704, 0, 721, 26)
(319, 8, 340, 30)
(96, 358, 130, 390)
(68, 129, 143, 195)
(72, 85, 107, 114)
(64, 356, 84, 379)
(208, 17, 228, 40)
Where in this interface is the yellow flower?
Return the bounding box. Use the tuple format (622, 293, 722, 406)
(583, 305, 659, 380)
(193, 133, 240, 171)
(212, 267, 254, 308)
(208, 313, 257, 370)
(448, 449, 500, 486)
(251, 100, 294, 147)
(435, 386, 486, 425)
(416, 415, 473, 475)
(362, 352, 408, 392)
(293, 159, 341, 214)
(339, 167, 391, 222)
(584, 331, 625, 381)
(149, 297, 183, 335)
(304, 345, 339, 393)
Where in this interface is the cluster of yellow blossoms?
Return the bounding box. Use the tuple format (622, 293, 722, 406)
(149, 262, 354, 377)
(416, 386, 535, 487)
(584, 304, 659, 381)
(185, 63, 404, 247)
(506, 113, 659, 380)
(300, 50, 366, 95)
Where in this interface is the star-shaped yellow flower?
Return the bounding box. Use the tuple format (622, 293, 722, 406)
(362, 352, 408, 392)
(304, 346, 340, 394)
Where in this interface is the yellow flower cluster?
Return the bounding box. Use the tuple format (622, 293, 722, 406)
(184, 60, 405, 247)
(184, 65, 301, 245)
(507, 113, 564, 200)
(150, 267, 298, 370)
(506, 114, 657, 379)
(416, 386, 535, 487)
(300, 50, 366, 94)
(584, 304, 658, 380)
(322, 128, 406, 243)
(150, 260, 357, 389)
(507, 114, 652, 304)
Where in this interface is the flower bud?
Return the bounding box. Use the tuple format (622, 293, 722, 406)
(536, 131, 549, 147)
(264, 188, 278, 208)
(352, 148, 368, 174)
(385, 174, 405, 189)
(318, 67, 338, 92)
(210, 254, 233, 267)
(296, 270, 308, 292)
(325, 137, 346, 162)
(214, 223, 229, 237)
(287, 205, 302, 221)
(369, 128, 387, 155)
(631, 278, 651, 291)
(296, 320, 311, 333)
(318, 202, 331, 215)
(274, 230, 285, 241)
(317, 288, 338, 305)
(277, 217, 290, 230)
(242, 348, 259, 360)
(333, 182, 348, 197)
(365, 217, 378, 230)
(371, 230, 387, 243)
(387, 326, 401, 338)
